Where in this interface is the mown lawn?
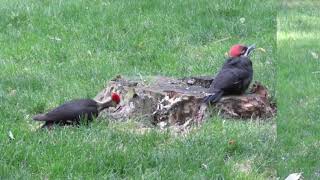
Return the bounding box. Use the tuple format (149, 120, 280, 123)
(277, 0, 320, 179)
(0, 0, 276, 179)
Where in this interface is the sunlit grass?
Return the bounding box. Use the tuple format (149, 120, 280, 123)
(0, 0, 276, 179)
(277, 0, 320, 179)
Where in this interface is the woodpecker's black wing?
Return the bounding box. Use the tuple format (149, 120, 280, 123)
(33, 99, 99, 122)
(204, 57, 253, 104)
(213, 67, 252, 94)
(204, 45, 255, 104)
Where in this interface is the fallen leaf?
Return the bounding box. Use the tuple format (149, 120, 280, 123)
(87, 50, 92, 56)
(49, 36, 61, 41)
(201, 163, 208, 170)
(8, 130, 15, 140)
(9, 89, 17, 96)
(285, 172, 303, 180)
(240, 17, 245, 24)
(257, 47, 266, 53)
(228, 139, 236, 145)
(310, 51, 319, 59)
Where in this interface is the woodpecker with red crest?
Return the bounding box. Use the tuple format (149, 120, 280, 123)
(33, 93, 121, 128)
(203, 44, 256, 104)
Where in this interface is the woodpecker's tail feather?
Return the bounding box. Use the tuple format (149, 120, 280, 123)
(203, 90, 224, 105)
(33, 114, 49, 121)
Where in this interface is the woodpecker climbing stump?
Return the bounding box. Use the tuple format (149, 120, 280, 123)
(95, 76, 276, 130)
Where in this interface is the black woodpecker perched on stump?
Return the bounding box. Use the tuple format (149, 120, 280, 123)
(203, 44, 256, 105)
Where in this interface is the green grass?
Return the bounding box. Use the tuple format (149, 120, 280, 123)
(0, 0, 277, 179)
(277, 0, 320, 179)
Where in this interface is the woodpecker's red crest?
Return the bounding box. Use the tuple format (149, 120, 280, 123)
(229, 44, 246, 58)
(111, 93, 121, 104)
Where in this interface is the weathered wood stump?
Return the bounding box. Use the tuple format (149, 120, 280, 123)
(95, 75, 276, 129)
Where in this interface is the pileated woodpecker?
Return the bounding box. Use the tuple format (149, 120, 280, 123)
(203, 44, 256, 104)
(33, 93, 121, 128)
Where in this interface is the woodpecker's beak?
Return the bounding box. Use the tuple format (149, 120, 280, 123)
(111, 101, 117, 107)
(244, 44, 256, 57)
(96, 97, 117, 112)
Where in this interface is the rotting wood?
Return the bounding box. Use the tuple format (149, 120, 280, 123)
(95, 75, 276, 130)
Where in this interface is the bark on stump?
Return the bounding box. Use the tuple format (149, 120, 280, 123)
(95, 75, 276, 129)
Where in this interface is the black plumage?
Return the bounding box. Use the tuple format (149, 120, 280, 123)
(203, 44, 255, 104)
(33, 98, 117, 129)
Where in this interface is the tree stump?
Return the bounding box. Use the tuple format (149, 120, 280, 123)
(95, 75, 276, 129)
